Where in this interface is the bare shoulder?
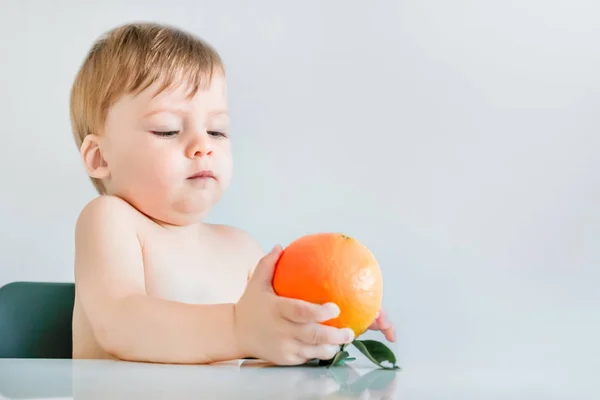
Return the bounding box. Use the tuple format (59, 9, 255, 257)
(74, 195, 144, 263)
(74, 195, 145, 283)
(76, 195, 140, 230)
(210, 224, 265, 277)
(74, 195, 147, 306)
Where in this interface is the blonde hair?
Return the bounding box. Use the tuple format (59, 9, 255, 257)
(70, 22, 224, 194)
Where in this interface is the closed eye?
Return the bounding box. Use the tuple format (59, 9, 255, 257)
(151, 130, 179, 137)
(208, 131, 228, 138)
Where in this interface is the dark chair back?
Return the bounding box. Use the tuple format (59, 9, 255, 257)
(0, 281, 75, 358)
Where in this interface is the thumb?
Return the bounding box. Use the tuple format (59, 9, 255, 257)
(249, 244, 283, 288)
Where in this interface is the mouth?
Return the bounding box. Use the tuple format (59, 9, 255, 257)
(187, 170, 216, 180)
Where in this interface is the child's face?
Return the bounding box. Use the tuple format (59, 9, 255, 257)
(100, 72, 232, 226)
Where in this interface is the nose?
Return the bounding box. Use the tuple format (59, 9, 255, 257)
(186, 130, 213, 158)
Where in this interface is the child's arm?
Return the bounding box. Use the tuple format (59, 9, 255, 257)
(74, 196, 240, 364)
(75, 196, 354, 365)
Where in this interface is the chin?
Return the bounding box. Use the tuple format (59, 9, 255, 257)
(170, 194, 219, 221)
(124, 194, 215, 227)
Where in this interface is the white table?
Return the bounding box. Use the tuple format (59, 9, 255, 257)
(0, 358, 398, 400)
(0, 357, 594, 399)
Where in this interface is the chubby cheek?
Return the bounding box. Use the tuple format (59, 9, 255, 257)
(138, 149, 183, 189)
(213, 142, 233, 187)
(113, 144, 183, 192)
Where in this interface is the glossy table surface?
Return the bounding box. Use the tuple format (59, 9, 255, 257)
(0, 356, 594, 399)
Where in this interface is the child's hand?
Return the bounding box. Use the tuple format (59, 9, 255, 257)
(368, 309, 396, 342)
(234, 245, 355, 365)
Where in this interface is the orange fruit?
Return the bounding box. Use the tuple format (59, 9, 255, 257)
(272, 232, 383, 338)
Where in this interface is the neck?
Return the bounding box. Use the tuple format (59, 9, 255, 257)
(148, 215, 210, 234)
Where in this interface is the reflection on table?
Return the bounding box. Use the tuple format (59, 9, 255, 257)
(0, 358, 399, 399)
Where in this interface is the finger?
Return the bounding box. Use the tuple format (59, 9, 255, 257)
(382, 326, 396, 342)
(373, 311, 396, 342)
(368, 319, 380, 330)
(276, 353, 306, 366)
(377, 309, 389, 323)
(279, 300, 340, 324)
(298, 343, 340, 361)
(368, 317, 383, 331)
(377, 313, 393, 330)
(295, 323, 354, 346)
(248, 245, 283, 289)
(369, 309, 391, 330)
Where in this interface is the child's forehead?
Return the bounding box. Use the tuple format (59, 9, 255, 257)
(152, 71, 226, 99)
(125, 73, 228, 113)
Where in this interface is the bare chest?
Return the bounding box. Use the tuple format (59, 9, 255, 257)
(140, 238, 248, 305)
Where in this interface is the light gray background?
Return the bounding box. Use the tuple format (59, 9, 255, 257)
(0, 0, 598, 397)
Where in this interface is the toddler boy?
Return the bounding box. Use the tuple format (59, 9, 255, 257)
(70, 22, 394, 365)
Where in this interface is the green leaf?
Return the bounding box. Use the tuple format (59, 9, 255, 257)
(351, 339, 400, 370)
(317, 349, 355, 368)
(329, 350, 351, 367)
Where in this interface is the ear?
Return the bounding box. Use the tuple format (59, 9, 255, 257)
(80, 134, 110, 180)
